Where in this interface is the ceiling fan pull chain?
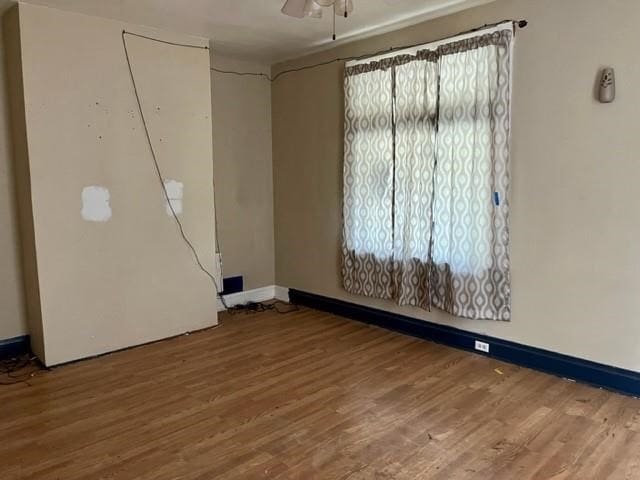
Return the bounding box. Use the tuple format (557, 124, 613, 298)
(333, 3, 336, 40)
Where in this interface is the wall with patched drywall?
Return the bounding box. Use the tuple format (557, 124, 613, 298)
(11, 3, 218, 365)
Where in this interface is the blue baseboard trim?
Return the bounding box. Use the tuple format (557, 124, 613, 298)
(289, 289, 640, 397)
(0, 335, 30, 360)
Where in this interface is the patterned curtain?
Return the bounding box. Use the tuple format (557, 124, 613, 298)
(342, 30, 513, 321)
(342, 68, 395, 299)
(430, 31, 513, 321)
(392, 58, 439, 309)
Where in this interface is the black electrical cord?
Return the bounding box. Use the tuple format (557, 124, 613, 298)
(120, 18, 528, 312)
(0, 355, 43, 386)
(211, 19, 527, 82)
(211, 55, 342, 83)
(122, 30, 230, 311)
(227, 299, 299, 315)
(123, 30, 210, 50)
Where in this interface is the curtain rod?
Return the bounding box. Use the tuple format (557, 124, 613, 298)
(212, 19, 528, 82)
(350, 19, 527, 64)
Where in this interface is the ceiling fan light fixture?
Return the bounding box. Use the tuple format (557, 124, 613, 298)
(303, 0, 323, 18)
(281, 0, 354, 39)
(281, 0, 323, 18)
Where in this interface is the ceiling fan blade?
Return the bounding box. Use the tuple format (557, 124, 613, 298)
(281, 0, 307, 18)
(282, 0, 323, 19)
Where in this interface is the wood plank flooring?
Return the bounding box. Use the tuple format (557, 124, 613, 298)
(1, 306, 640, 479)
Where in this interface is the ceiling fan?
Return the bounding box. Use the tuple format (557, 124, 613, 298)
(281, 0, 354, 40)
(281, 0, 354, 19)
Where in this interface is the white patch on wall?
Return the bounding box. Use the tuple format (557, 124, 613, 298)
(164, 180, 183, 216)
(81, 186, 111, 222)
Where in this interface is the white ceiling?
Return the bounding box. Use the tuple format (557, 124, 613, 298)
(0, 0, 495, 63)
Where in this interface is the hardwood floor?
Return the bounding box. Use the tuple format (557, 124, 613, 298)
(1, 307, 640, 479)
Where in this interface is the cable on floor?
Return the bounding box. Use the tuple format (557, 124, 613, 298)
(225, 299, 299, 315)
(0, 355, 44, 386)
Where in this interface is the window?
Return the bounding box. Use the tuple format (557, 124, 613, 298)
(342, 29, 513, 321)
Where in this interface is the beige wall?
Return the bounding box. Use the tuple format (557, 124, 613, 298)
(211, 55, 275, 290)
(0, 6, 276, 344)
(4, 4, 45, 356)
(3, 0, 638, 372)
(0, 8, 27, 340)
(13, 3, 218, 365)
(272, 0, 640, 372)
